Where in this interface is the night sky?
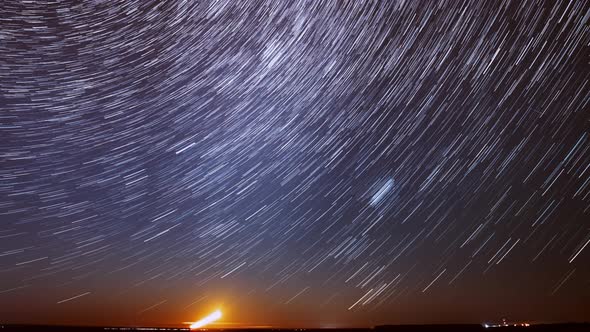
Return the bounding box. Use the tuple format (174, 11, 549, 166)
(1, 0, 589, 328)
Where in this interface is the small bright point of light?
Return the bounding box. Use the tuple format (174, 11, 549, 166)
(190, 310, 222, 329)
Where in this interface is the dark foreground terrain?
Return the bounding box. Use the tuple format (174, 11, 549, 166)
(1, 325, 589, 332)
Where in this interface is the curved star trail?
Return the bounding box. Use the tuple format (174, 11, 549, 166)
(1, 0, 589, 327)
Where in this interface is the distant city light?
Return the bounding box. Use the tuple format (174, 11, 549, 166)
(482, 321, 531, 328)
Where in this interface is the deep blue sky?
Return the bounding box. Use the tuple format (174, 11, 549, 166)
(0, 0, 589, 327)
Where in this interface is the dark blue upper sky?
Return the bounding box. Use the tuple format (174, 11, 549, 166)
(0, 0, 589, 327)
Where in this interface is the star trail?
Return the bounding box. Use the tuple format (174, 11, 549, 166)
(0, 0, 589, 328)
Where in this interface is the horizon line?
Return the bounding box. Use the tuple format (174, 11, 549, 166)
(3, 321, 590, 329)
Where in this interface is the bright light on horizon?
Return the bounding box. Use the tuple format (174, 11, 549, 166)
(190, 309, 222, 329)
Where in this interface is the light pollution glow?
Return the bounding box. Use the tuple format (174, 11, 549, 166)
(189, 310, 222, 329)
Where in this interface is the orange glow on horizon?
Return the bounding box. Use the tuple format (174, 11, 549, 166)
(189, 310, 222, 329)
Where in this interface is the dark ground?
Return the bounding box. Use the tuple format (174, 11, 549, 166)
(1, 324, 589, 332)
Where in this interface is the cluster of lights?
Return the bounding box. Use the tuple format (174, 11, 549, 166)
(483, 322, 531, 328)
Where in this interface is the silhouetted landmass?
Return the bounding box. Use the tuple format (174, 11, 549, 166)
(0, 326, 186, 332)
(374, 323, 590, 332)
(1, 324, 589, 332)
